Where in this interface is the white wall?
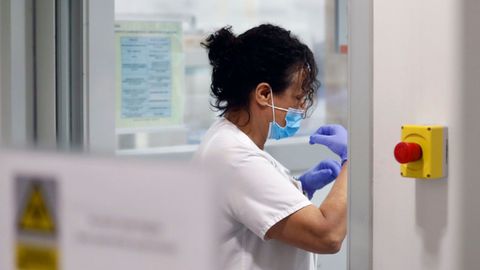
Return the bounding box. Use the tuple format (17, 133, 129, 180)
(373, 1, 480, 269)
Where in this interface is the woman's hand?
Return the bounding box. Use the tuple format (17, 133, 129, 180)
(309, 124, 348, 164)
(299, 159, 341, 199)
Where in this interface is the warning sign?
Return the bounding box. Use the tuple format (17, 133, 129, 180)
(16, 176, 59, 270)
(16, 243, 58, 270)
(18, 183, 55, 233)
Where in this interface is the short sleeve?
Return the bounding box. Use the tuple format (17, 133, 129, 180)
(226, 153, 312, 240)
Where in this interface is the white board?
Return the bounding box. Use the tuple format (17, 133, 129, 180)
(0, 150, 217, 270)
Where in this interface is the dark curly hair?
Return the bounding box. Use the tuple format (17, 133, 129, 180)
(201, 24, 320, 119)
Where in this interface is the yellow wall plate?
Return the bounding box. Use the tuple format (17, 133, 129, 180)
(399, 125, 448, 179)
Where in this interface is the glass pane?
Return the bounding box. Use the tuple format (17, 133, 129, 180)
(114, 0, 347, 151)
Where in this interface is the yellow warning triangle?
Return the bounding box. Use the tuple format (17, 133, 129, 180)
(19, 184, 55, 233)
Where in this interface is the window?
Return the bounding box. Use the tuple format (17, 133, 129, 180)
(114, 0, 347, 152)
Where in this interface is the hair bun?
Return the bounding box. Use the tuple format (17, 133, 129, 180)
(201, 26, 237, 68)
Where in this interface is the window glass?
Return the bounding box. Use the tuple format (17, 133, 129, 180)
(114, 0, 347, 151)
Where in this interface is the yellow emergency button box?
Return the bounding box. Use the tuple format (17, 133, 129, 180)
(394, 125, 448, 179)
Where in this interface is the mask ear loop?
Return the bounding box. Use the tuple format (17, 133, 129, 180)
(270, 89, 276, 124)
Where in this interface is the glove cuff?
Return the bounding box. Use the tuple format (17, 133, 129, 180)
(340, 150, 348, 166)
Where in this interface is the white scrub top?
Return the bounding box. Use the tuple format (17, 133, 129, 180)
(194, 118, 315, 270)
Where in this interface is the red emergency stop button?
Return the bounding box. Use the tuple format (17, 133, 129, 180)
(394, 142, 423, 164)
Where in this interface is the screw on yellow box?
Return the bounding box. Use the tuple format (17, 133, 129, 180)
(399, 125, 448, 179)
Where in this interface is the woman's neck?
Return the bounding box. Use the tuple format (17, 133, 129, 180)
(225, 110, 268, 150)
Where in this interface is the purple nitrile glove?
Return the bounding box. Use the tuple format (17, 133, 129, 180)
(309, 124, 348, 164)
(299, 159, 341, 199)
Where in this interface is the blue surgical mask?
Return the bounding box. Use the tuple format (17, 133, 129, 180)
(267, 90, 305, 140)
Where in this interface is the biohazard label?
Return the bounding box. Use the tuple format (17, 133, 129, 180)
(16, 176, 59, 270)
(18, 183, 55, 233)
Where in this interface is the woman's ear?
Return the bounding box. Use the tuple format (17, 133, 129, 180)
(254, 83, 272, 107)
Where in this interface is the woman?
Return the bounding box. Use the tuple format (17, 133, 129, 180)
(195, 24, 348, 270)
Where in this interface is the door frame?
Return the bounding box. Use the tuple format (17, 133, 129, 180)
(347, 0, 373, 269)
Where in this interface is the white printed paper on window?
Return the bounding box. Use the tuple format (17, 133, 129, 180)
(115, 21, 184, 130)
